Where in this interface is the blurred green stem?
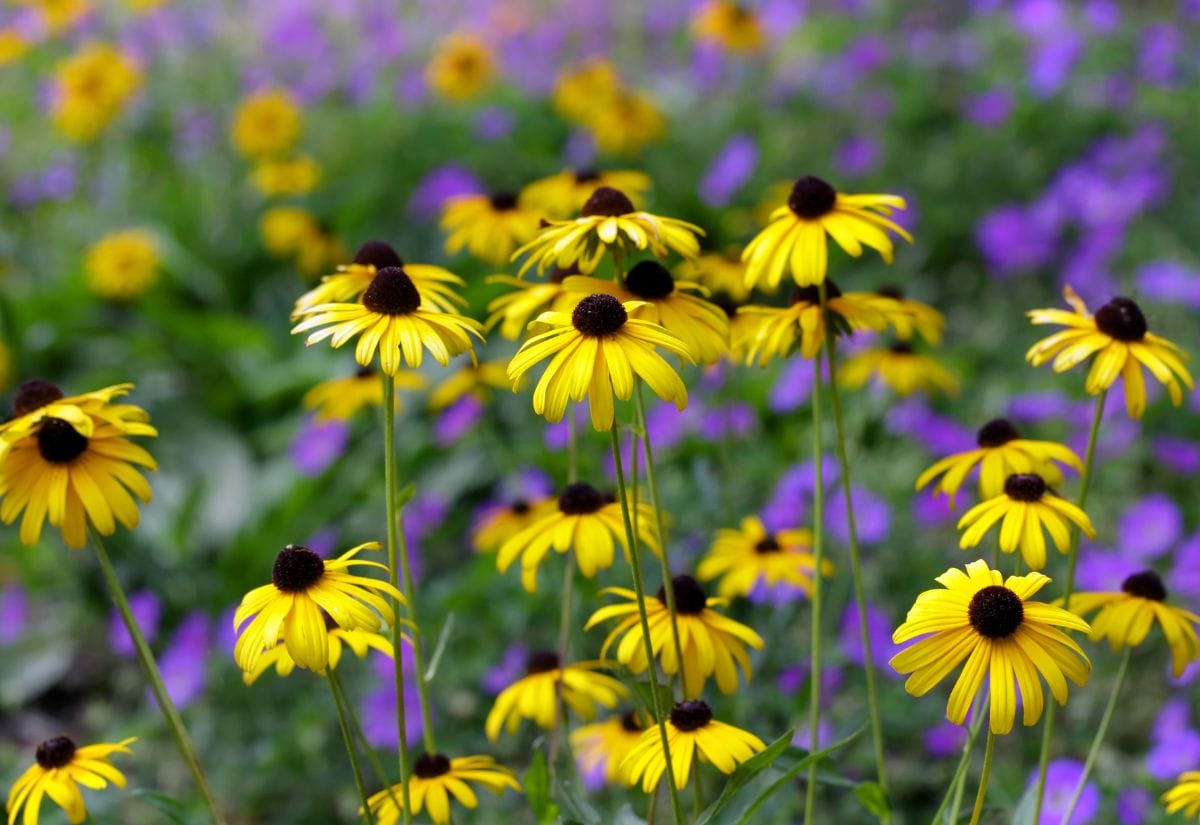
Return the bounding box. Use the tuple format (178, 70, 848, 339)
(1032, 389, 1106, 821)
(90, 532, 227, 825)
(968, 731, 995, 825)
(1058, 647, 1131, 825)
(328, 674, 375, 825)
(931, 693, 985, 825)
(549, 410, 580, 783)
(329, 669, 402, 814)
(804, 345, 826, 824)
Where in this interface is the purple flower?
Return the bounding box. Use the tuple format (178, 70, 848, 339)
(290, 416, 348, 477)
(1007, 391, 1077, 423)
(975, 205, 1057, 276)
(838, 603, 900, 677)
(110, 591, 162, 658)
(834, 136, 881, 178)
(473, 107, 515, 142)
(699, 134, 758, 208)
(768, 357, 816, 413)
(923, 721, 967, 758)
(1138, 24, 1183, 86)
(1072, 549, 1139, 592)
(1170, 532, 1200, 601)
(157, 613, 211, 708)
(1010, 0, 1068, 38)
(1027, 31, 1084, 97)
(1147, 699, 1200, 780)
(793, 720, 835, 751)
(760, 458, 839, 532)
(1025, 759, 1099, 824)
(544, 405, 588, 451)
(434, 395, 484, 446)
(362, 646, 424, 748)
(1082, 0, 1120, 32)
(0, 585, 28, 645)
(886, 399, 974, 455)
(698, 403, 756, 440)
(1117, 494, 1181, 563)
(965, 88, 1015, 127)
(1115, 787, 1151, 825)
(1154, 437, 1200, 475)
(407, 165, 483, 220)
(828, 486, 889, 546)
(483, 644, 527, 695)
(1136, 260, 1200, 309)
(913, 490, 963, 526)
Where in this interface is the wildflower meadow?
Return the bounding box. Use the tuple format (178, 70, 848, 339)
(3, 1, 1200, 824)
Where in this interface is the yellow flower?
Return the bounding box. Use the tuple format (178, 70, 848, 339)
(231, 89, 301, 159)
(553, 59, 621, 124)
(485, 652, 627, 740)
(916, 418, 1082, 505)
(691, 1, 765, 52)
(51, 43, 141, 142)
(513, 187, 703, 277)
(697, 516, 831, 599)
(738, 282, 891, 365)
(563, 264, 729, 364)
(243, 619, 394, 684)
(294, 229, 346, 279)
(839, 343, 958, 396)
(586, 575, 765, 698)
(1163, 771, 1200, 820)
(521, 168, 652, 220)
(16, 0, 90, 33)
(1026, 286, 1192, 419)
(291, 265, 483, 375)
(440, 192, 542, 266)
(496, 481, 657, 592)
(890, 560, 1091, 735)
(6, 735, 134, 825)
(84, 229, 159, 300)
(233, 542, 403, 673)
(484, 268, 579, 341)
(302, 368, 424, 422)
(1065, 570, 1200, 678)
(956, 473, 1095, 571)
(587, 91, 665, 156)
(126, 0, 166, 11)
(873, 285, 944, 344)
(260, 206, 321, 258)
(571, 712, 647, 787)
(426, 34, 494, 102)
(506, 294, 691, 431)
(675, 249, 751, 303)
(365, 754, 521, 825)
(251, 154, 322, 197)
(0, 29, 31, 66)
(621, 700, 764, 792)
(471, 495, 558, 555)
(428, 361, 510, 411)
(743, 175, 911, 289)
(0, 381, 155, 548)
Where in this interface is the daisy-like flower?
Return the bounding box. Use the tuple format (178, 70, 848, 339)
(425, 33, 494, 102)
(292, 265, 483, 375)
(696, 516, 831, 599)
(915, 417, 1083, 505)
(675, 249, 751, 303)
(84, 229, 159, 301)
(586, 575, 765, 698)
(471, 496, 558, 554)
(440, 191, 542, 266)
(873, 285, 944, 344)
(232, 543, 403, 674)
(839, 342, 959, 397)
(691, 1, 765, 52)
(521, 169, 651, 220)
(738, 281, 890, 364)
(6, 735, 135, 825)
(243, 616, 394, 685)
(485, 651, 627, 740)
(507, 293, 691, 431)
(564, 261, 729, 364)
(365, 754, 520, 825)
(1065, 570, 1200, 678)
(553, 59, 621, 125)
(251, 154, 322, 197)
(0, 381, 156, 549)
(512, 187, 703, 277)
(743, 175, 911, 290)
(621, 700, 764, 792)
(1163, 771, 1200, 820)
(890, 560, 1092, 735)
(957, 473, 1095, 570)
(302, 368, 426, 423)
(1026, 287, 1192, 419)
(484, 267, 581, 340)
(496, 481, 657, 592)
(571, 712, 647, 787)
(428, 361, 511, 411)
(587, 91, 665, 156)
(230, 88, 300, 159)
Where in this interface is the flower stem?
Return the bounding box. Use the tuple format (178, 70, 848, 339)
(1032, 390, 1107, 822)
(381, 374, 415, 825)
(930, 694, 986, 825)
(1057, 647, 1131, 825)
(89, 532, 227, 825)
(610, 427, 685, 825)
(968, 731, 995, 825)
(804, 352, 826, 824)
(329, 669, 403, 815)
(328, 674, 376, 825)
(550, 409, 580, 783)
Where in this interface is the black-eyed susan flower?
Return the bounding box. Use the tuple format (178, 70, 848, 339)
(230, 88, 300, 159)
(873, 285, 944, 344)
(553, 59, 621, 124)
(586, 575, 764, 698)
(251, 154, 322, 197)
(471, 495, 558, 554)
(506, 293, 691, 431)
(302, 368, 426, 423)
(691, 1, 765, 52)
(839, 342, 959, 397)
(521, 169, 651, 220)
(485, 651, 627, 740)
(890, 560, 1091, 735)
(243, 617, 394, 685)
(232, 543, 403, 674)
(51, 43, 141, 142)
(915, 418, 1083, 505)
(675, 249, 751, 304)
(484, 267, 581, 340)
(587, 91, 665, 156)
(512, 187, 703, 277)
(428, 361, 511, 411)
(1066, 570, 1200, 678)
(426, 33, 494, 102)
(6, 735, 135, 825)
(571, 712, 647, 788)
(564, 262, 729, 364)
(1163, 771, 1200, 820)
(743, 175, 911, 290)
(291, 265, 483, 375)
(365, 754, 521, 825)
(957, 473, 1095, 571)
(1026, 287, 1192, 419)
(84, 229, 159, 301)
(621, 700, 764, 792)
(697, 516, 831, 599)
(496, 482, 657, 592)
(0, 381, 156, 549)
(738, 282, 890, 364)
(440, 191, 542, 266)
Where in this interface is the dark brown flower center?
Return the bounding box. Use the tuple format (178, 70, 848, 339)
(787, 176, 837, 220)
(1004, 473, 1046, 502)
(1121, 570, 1167, 602)
(574, 169, 601, 184)
(657, 575, 707, 614)
(353, 241, 403, 270)
(272, 545, 325, 592)
(490, 191, 518, 211)
(362, 267, 421, 315)
(580, 186, 635, 217)
(510, 499, 530, 515)
(976, 418, 1021, 448)
(669, 700, 713, 732)
(37, 418, 88, 464)
(548, 264, 580, 284)
(413, 753, 451, 778)
(754, 535, 781, 554)
(36, 736, 76, 769)
(571, 293, 628, 337)
(789, 281, 842, 305)
(558, 482, 607, 515)
(624, 261, 675, 300)
(968, 585, 1024, 639)
(525, 649, 560, 674)
(355, 366, 375, 378)
(713, 294, 739, 318)
(620, 711, 643, 732)
(14, 379, 64, 416)
(1093, 297, 1148, 342)
(890, 342, 914, 355)
(875, 285, 903, 299)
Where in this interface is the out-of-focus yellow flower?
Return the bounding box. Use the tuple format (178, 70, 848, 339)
(295, 231, 346, 279)
(521, 169, 651, 220)
(691, 1, 765, 53)
(675, 249, 750, 304)
(0, 29, 31, 66)
(840, 343, 958, 397)
(426, 34, 494, 102)
(84, 229, 159, 300)
(587, 91, 664, 156)
(51, 43, 141, 142)
(16, 0, 90, 33)
(251, 155, 322, 197)
(553, 58, 621, 124)
(231, 89, 301, 159)
(260, 206, 321, 258)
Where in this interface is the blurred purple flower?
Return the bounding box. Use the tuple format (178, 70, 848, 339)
(1007, 391, 1077, 423)
(434, 395, 485, 446)
(913, 490, 962, 526)
(483, 644, 527, 695)
(362, 646, 423, 748)
(110, 591, 162, 658)
(0, 585, 28, 645)
(304, 527, 339, 558)
(698, 403, 756, 440)
(886, 399, 974, 455)
(157, 613, 211, 708)
(965, 88, 1015, 127)
(1027, 32, 1083, 97)
(760, 458, 839, 532)
(1115, 787, 1151, 825)
(216, 604, 238, 657)
(838, 603, 900, 677)
(1170, 532, 1200, 601)
(1136, 260, 1200, 308)
(290, 417, 348, 477)
(793, 720, 835, 751)
(768, 357, 817, 413)
(1117, 494, 1181, 563)
(829, 486, 889, 546)
(699, 134, 758, 208)
(474, 107, 515, 142)
(1010, 0, 1069, 38)
(544, 405, 588, 451)
(1025, 759, 1099, 824)
(835, 135, 881, 178)
(1154, 437, 1200, 475)
(1147, 698, 1200, 780)
(924, 721, 967, 758)
(407, 165, 483, 220)
(1138, 24, 1183, 86)
(975, 205, 1057, 276)
(1073, 549, 1138, 592)
(1082, 0, 1120, 32)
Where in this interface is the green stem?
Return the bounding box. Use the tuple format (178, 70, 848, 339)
(1057, 647, 1131, 825)
(329, 674, 376, 825)
(968, 731, 995, 825)
(692, 764, 705, 817)
(381, 375, 415, 825)
(329, 669, 403, 815)
(548, 560, 575, 782)
(610, 427, 685, 825)
(930, 694, 986, 825)
(804, 351, 826, 824)
(90, 532, 227, 825)
(1032, 390, 1106, 822)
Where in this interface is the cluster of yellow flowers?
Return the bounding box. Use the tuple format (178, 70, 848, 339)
(51, 43, 141, 142)
(554, 59, 665, 155)
(231, 89, 322, 198)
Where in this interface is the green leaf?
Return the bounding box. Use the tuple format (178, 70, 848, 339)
(854, 781, 891, 819)
(522, 751, 559, 824)
(555, 778, 605, 825)
(692, 728, 794, 825)
(396, 482, 417, 508)
(132, 789, 191, 824)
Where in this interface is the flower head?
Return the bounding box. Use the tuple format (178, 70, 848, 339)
(428, 361, 511, 411)
(440, 191, 542, 266)
(839, 342, 959, 397)
(675, 249, 751, 303)
(697, 516, 831, 598)
(738, 281, 891, 364)
(251, 155, 321, 197)
(6, 735, 135, 825)
(426, 34, 494, 102)
(521, 169, 651, 220)
(302, 368, 425, 422)
(485, 651, 627, 740)
(571, 712, 647, 788)
(587, 91, 666, 156)
(620, 700, 764, 792)
(484, 267, 580, 340)
(1163, 771, 1200, 820)
(51, 43, 140, 142)
(84, 230, 159, 300)
(243, 615, 394, 684)
(554, 59, 621, 124)
(365, 754, 520, 825)
(692, 1, 765, 52)
(231, 88, 300, 159)
(471, 495, 558, 555)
